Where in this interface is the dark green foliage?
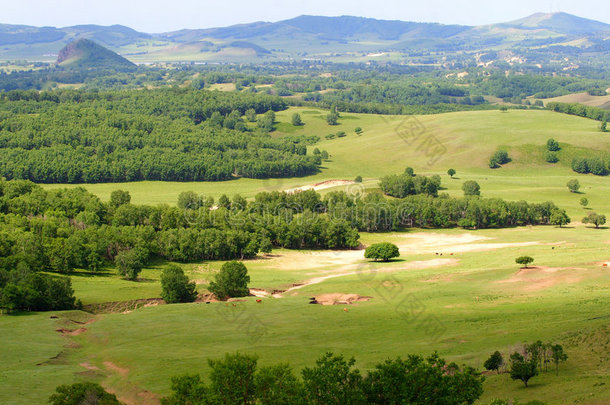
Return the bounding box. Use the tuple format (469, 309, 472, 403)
(546, 138, 560, 151)
(49, 382, 122, 405)
(550, 344, 568, 375)
(490, 150, 510, 168)
(484, 351, 504, 373)
(161, 264, 198, 304)
(291, 112, 303, 126)
(301, 353, 366, 405)
(0, 273, 75, 312)
(509, 352, 538, 387)
(354, 176, 362, 183)
(515, 256, 534, 268)
(447, 168, 456, 178)
(364, 242, 400, 262)
(208, 353, 258, 404)
(362, 353, 484, 405)
(544, 151, 559, 163)
(110, 190, 131, 209)
(0, 89, 320, 183)
(547, 102, 609, 122)
(163, 351, 484, 405)
(379, 173, 440, 198)
(161, 374, 209, 405)
(567, 179, 580, 193)
(580, 197, 589, 208)
(404, 167, 414, 177)
(601, 121, 607, 132)
(582, 212, 606, 228)
(255, 364, 303, 405)
(208, 261, 250, 300)
(354, 127, 362, 134)
(462, 180, 481, 196)
(115, 248, 146, 280)
(549, 209, 570, 227)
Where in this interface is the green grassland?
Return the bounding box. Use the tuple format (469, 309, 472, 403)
(5, 107, 609, 404)
(43, 107, 610, 218)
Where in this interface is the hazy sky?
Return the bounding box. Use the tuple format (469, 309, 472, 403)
(3, 0, 609, 32)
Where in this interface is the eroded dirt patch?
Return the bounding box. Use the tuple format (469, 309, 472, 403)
(310, 293, 372, 306)
(496, 266, 584, 292)
(56, 327, 87, 336)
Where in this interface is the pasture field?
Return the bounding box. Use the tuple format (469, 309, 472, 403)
(43, 107, 610, 219)
(6, 107, 609, 404)
(1, 225, 609, 404)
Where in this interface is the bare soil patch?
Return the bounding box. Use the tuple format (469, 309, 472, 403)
(285, 179, 355, 193)
(310, 293, 372, 306)
(104, 361, 129, 377)
(56, 327, 87, 336)
(496, 266, 584, 292)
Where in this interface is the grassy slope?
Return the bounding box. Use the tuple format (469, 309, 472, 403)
(6, 108, 610, 404)
(43, 107, 610, 218)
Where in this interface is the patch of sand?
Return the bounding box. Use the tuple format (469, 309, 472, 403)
(311, 293, 372, 305)
(285, 179, 355, 193)
(104, 361, 129, 377)
(249, 289, 270, 298)
(496, 266, 584, 292)
(80, 362, 100, 371)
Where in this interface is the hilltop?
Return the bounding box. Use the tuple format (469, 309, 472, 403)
(0, 12, 608, 63)
(56, 38, 135, 69)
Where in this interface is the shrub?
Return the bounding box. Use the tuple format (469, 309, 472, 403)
(484, 351, 504, 373)
(208, 261, 250, 300)
(546, 138, 560, 151)
(566, 179, 580, 193)
(354, 176, 362, 183)
(49, 382, 121, 405)
(161, 264, 198, 304)
(544, 151, 559, 163)
(462, 181, 481, 196)
(364, 242, 400, 262)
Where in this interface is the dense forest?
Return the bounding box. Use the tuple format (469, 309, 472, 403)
(0, 88, 321, 183)
(0, 178, 568, 311)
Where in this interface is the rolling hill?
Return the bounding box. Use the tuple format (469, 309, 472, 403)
(0, 12, 608, 62)
(57, 38, 136, 69)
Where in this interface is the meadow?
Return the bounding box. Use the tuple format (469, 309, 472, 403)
(4, 107, 609, 404)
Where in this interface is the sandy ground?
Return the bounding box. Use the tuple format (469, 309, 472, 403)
(285, 179, 355, 193)
(496, 266, 584, 292)
(312, 293, 372, 305)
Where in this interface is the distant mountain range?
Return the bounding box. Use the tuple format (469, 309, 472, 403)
(0, 12, 608, 63)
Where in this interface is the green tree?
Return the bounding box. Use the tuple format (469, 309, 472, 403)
(255, 364, 304, 405)
(509, 352, 538, 387)
(245, 108, 257, 122)
(580, 197, 589, 208)
(484, 351, 504, 374)
(516, 256, 534, 268)
(177, 191, 204, 210)
(354, 127, 363, 135)
(291, 113, 303, 126)
(582, 212, 606, 229)
(161, 374, 208, 405)
(447, 168, 456, 178)
(550, 344, 568, 376)
(208, 353, 258, 405)
(49, 382, 122, 405)
(208, 261, 250, 300)
(354, 176, 363, 183)
(110, 190, 131, 209)
(115, 248, 146, 280)
(404, 167, 414, 177)
(550, 209, 570, 228)
(600, 120, 607, 132)
(301, 352, 366, 405)
(218, 194, 231, 209)
(544, 151, 559, 163)
(462, 180, 481, 196)
(567, 179, 580, 193)
(161, 264, 198, 304)
(364, 242, 400, 262)
(546, 138, 560, 151)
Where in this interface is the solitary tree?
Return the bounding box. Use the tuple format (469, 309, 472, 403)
(509, 352, 538, 387)
(600, 120, 607, 133)
(291, 113, 303, 126)
(404, 167, 414, 177)
(580, 197, 589, 208)
(161, 264, 198, 304)
(582, 212, 607, 229)
(550, 344, 568, 376)
(364, 243, 400, 262)
(484, 351, 504, 374)
(546, 138, 560, 151)
(354, 127, 363, 135)
(516, 256, 534, 268)
(462, 181, 481, 196)
(208, 261, 250, 300)
(567, 179, 580, 193)
(354, 176, 363, 183)
(245, 108, 257, 122)
(447, 168, 456, 178)
(208, 353, 258, 405)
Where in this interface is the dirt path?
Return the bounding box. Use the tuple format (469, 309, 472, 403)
(273, 258, 459, 297)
